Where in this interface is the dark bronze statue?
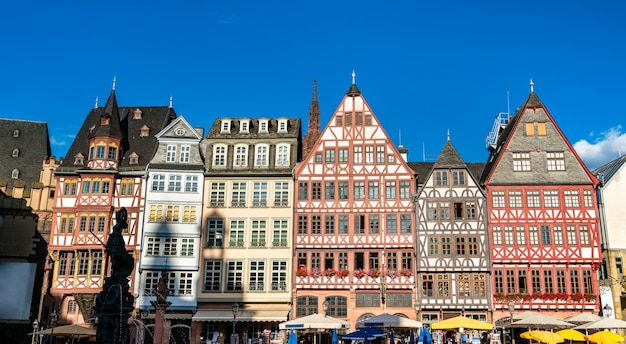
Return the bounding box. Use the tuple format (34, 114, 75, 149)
(105, 207, 135, 279)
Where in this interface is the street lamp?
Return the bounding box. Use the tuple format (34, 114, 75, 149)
(49, 310, 58, 344)
(508, 301, 515, 344)
(232, 303, 240, 344)
(323, 300, 329, 316)
(603, 304, 613, 318)
(31, 319, 39, 344)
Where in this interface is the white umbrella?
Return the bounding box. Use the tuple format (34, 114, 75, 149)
(357, 313, 422, 329)
(511, 312, 574, 329)
(279, 313, 351, 330)
(575, 317, 626, 330)
(565, 313, 602, 324)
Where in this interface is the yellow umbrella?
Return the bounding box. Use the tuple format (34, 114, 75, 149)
(586, 331, 625, 344)
(556, 329, 586, 341)
(528, 330, 565, 344)
(520, 331, 533, 340)
(430, 316, 494, 330)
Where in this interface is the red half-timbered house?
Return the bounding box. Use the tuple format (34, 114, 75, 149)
(480, 82, 601, 322)
(293, 74, 417, 327)
(48, 83, 176, 324)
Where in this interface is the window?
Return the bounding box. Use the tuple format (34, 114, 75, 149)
(564, 190, 580, 207)
(221, 120, 231, 133)
(272, 261, 288, 291)
(354, 146, 362, 164)
(386, 215, 397, 234)
(298, 215, 308, 234)
(97, 216, 106, 232)
(325, 215, 335, 234)
(296, 296, 318, 317)
(180, 238, 194, 256)
(354, 215, 365, 234)
(369, 215, 379, 234)
(129, 152, 139, 164)
(399, 181, 411, 199)
(325, 149, 335, 163)
(544, 190, 559, 207)
(365, 145, 374, 164)
(226, 261, 243, 291)
(504, 226, 514, 245)
(108, 146, 117, 160)
(376, 146, 385, 163)
(527, 190, 541, 207)
(229, 220, 245, 247)
(466, 202, 476, 220)
(234, 145, 247, 167)
(338, 148, 349, 163)
(259, 119, 268, 133)
(64, 180, 78, 195)
(166, 145, 177, 162)
(584, 190, 593, 207)
(567, 225, 577, 245)
(213, 145, 226, 166)
(67, 299, 77, 314)
(240, 120, 249, 133)
(402, 251, 412, 270)
(338, 216, 348, 235)
(435, 171, 448, 186)
(146, 237, 161, 256)
(164, 238, 178, 256)
(277, 119, 288, 133)
(354, 181, 365, 200)
(324, 296, 347, 317)
(437, 274, 450, 297)
(580, 225, 590, 245)
(492, 191, 505, 207)
(253, 182, 268, 207)
(209, 182, 225, 207)
(368, 181, 379, 199)
(356, 293, 380, 307)
(13, 129, 19, 137)
(325, 182, 335, 200)
(311, 215, 321, 234)
(312, 182, 321, 200)
(144, 271, 159, 295)
(255, 145, 268, 166)
(182, 206, 197, 223)
(184, 175, 199, 192)
(79, 216, 87, 232)
(91, 251, 103, 275)
(422, 274, 434, 297)
(509, 190, 523, 208)
(298, 182, 308, 200)
(339, 182, 349, 200)
(339, 252, 348, 269)
(272, 220, 288, 247)
(529, 226, 539, 245)
(206, 219, 224, 247)
(179, 145, 190, 163)
(121, 179, 134, 195)
(316, 153, 322, 162)
(165, 205, 180, 222)
(168, 175, 182, 192)
(251, 220, 267, 247)
(78, 251, 89, 275)
(12, 148, 19, 157)
(96, 145, 105, 159)
(152, 174, 165, 191)
(274, 182, 289, 206)
(231, 182, 247, 207)
(570, 270, 580, 294)
(400, 215, 411, 233)
(547, 152, 565, 171)
(452, 171, 466, 185)
(276, 144, 289, 166)
(92, 180, 100, 193)
(102, 180, 110, 194)
(249, 261, 265, 291)
(204, 260, 222, 292)
(512, 152, 531, 171)
(385, 181, 396, 200)
(541, 225, 551, 245)
(516, 226, 526, 245)
(82, 180, 91, 194)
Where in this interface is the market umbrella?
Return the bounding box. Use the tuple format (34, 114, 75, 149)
(332, 329, 338, 344)
(565, 313, 603, 324)
(556, 329, 586, 341)
(343, 328, 387, 341)
(431, 316, 494, 331)
(576, 318, 626, 330)
(288, 330, 298, 344)
(512, 313, 574, 329)
(32, 324, 96, 344)
(280, 313, 351, 330)
(357, 313, 422, 329)
(520, 332, 533, 340)
(527, 330, 565, 344)
(586, 330, 625, 344)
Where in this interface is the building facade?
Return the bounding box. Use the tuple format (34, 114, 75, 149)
(293, 76, 417, 328)
(194, 117, 301, 344)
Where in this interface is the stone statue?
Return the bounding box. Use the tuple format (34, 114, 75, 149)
(105, 207, 134, 279)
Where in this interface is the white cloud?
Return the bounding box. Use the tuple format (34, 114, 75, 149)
(573, 125, 626, 170)
(50, 136, 67, 146)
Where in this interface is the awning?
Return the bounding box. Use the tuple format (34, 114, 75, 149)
(193, 309, 289, 322)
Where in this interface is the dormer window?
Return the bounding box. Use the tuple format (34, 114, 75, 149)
(133, 108, 143, 119)
(259, 119, 268, 133)
(13, 129, 19, 137)
(129, 152, 139, 165)
(240, 119, 250, 134)
(12, 148, 19, 157)
(11, 168, 19, 179)
(74, 153, 84, 165)
(101, 116, 110, 125)
(175, 128, 186, 136)
(277, 118, 288, 134)
(221, 119, 231, 134)
(140, 125, 150, 137)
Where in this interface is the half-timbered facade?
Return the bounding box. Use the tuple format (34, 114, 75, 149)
(293, 76, 417, 327)
(415, 141, 490, 323)
(49, 85, 176, 324)
(136, 116, 205, 338)
(193, 117, 301, 344)
(480, 83, 601, 321)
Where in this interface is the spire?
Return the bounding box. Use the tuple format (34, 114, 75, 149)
(346, 70, 361, 96)
(91, 82, 123, 139)
(112, 76, 116, 91)
(94, 96, 99, 109)
(352, 70, 356, 85)
(447, 129, 450, 141)
(530, 78, 534, 93)
(303, 79, 321, 157)
(169, 95, 173, 108)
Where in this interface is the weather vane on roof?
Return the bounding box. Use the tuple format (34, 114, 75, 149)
(530, 78, 534, 93)
(352, 70, 356, 85)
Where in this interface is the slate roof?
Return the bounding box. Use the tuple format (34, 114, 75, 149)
(56, 91, 176, 174)
(0, 118, 51, 190)
(593, 154, 626, 184)
(205, 118, 301, 140)
(433, 141, 467, 168)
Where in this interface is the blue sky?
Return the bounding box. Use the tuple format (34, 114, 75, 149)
(1, 1, 625, 170)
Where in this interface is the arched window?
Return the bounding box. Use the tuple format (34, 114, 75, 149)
(296, 295, 318, 317)
(255, 144, 269, 167)
(213, 145, 227, 167)
(356, 313, 376, 324)
(234, 145, 247, 167)
(276, 144, 290, 166)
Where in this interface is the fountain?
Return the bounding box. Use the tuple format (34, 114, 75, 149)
(93, 208, 135, 344)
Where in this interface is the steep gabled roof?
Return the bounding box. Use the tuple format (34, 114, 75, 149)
(479, 90, 599, 187)
(593, 154, 626, 185)
(433, 141, 466, 168)
(90, 89, 123, 139)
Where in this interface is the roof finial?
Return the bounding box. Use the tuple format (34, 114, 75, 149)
(169, 95, 173, 108)
(352, 70, 356, 85)
(447, 129, 450, 141)
(94, 96, 99, 109)
(529, 78, 534, 93)
(112, 76, 116, 91)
